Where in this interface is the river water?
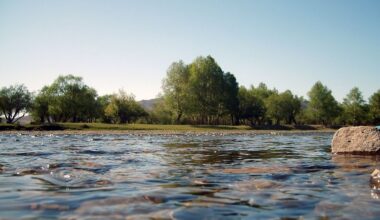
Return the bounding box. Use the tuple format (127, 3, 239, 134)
(0, 132, 379, 219)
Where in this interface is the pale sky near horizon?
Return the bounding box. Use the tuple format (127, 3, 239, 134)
(0, 0, 379, 101)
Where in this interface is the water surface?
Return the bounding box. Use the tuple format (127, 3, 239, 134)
(0, 132, 379, 219)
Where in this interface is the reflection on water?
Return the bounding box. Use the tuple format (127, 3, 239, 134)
(0, 132, 379, 219)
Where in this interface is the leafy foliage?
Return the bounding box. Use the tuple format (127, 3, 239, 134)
(265, 90, 301, 125)
(306, 81, 340, 125)
(160, 56, 240, 125)
(342, 87, 368, 125)
(32, 75, 98, 122)
(0, 84, 32, 123)
(162, 61, 189, 123)
(188, 56, 225, 123)
(369, 90, 380, 124)
(31, 75, 146, 124)
(104, 90, 147, 124)
(238, 86, 266, 125)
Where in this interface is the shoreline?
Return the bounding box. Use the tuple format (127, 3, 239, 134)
(0, 129, 336, 136)
(0, 123, 338, 135)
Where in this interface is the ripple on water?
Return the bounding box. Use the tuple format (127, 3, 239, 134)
(1, 133, 380, 219)
(0, 151, 54, 157)
(35, 167, 112, 189)
(63, 195, 174, 219)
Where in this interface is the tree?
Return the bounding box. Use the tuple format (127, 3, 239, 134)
(159, 56, 240, 125)
(306, 81, 340, 125)
(162, 61, 190, 123)
(238, 86, 265, 125)
(264, 93, 282, 125)
(104, 97, 120, 124)
(369, 89, 380, 124)
(294, 97, 309, 125)
(148, 97, 174, 124)
(281, 91, 301, 124)
(96, 95, 113, 123)
(251, 83, 277, 100)
(222, 72, 239, 125)
(188, 56, 225, 124)
(31, 86, 51, 123)
(104, 90, 147, 124)
(32, 75, 98, 123)
(342, 87, 368, 125)
(265, 90, 301, 125)
(0, 84, 32, 124)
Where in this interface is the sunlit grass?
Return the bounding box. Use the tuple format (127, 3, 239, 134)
(59, 123, 252, 131)
(0, 122, 337, 132)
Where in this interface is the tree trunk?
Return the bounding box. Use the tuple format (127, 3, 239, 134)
(176, 112, 182, 124)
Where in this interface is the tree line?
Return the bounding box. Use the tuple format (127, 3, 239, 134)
(0, 55, 379, 126)
(0, 75, 147, 124)
(152, 56, 379, 126)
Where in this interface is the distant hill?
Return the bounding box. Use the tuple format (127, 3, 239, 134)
(138, 98, 160, 111)
(18, 115, 33, 124)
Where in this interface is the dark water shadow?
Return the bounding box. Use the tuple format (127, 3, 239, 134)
(163, 141, 299, 166)
(331, 155, 380, 171)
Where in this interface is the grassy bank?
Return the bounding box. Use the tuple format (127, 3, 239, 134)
(0, 123, 337, 132)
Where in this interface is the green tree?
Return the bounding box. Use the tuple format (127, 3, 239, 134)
(104, 90, 147, 124)
(148, 97, 174, 124)
(281, 91, 302, 124)
(265, 90, 301, 125)
(342, 87, 368, 125)
(265, 93, 282, 125)
(160, 56, 240, 125)
(79, 87, 98, 122)
(251, 83, 277, 100)
(250, 83, 278, 124)
(222, 72, 239, 125)
(294, 97, 309, 125)
(33, 75, 98, 122)
(31, 86, 51, 123)
(188, 56, 225, 124)
(369, 89, 380, 124)
(306, 81, 340, 125)
(162, 61, 190, 123)
(238, 86, 265, 125)
(96, 95, 113, 123)
(0, 84, 32, 124)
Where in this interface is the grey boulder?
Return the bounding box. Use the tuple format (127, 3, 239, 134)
(331, 126, 380, 154)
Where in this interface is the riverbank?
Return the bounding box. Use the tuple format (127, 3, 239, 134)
(0, 123, 337, 135)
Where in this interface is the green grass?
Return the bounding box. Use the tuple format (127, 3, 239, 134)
(58, 123, 252, 131)
(0, 122, 337, 132)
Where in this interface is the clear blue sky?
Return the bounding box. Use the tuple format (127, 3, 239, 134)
(0, 0, 379, 101)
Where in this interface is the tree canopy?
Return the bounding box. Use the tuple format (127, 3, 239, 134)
(265, 90, 301, 125)
(160, 56, 240, 125)
(104, 90, 147, 124)
(162, 60, 189, 123)
(31, 75, 147, 124)
(369, 89, 380, 124)
(306, 81, 340, 125)
(0, 84, 32, 124)
(33, 75, 98, 123)
(342, 87, 368, 125)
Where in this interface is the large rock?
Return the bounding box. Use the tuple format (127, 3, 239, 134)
(331, 126, 380, 154)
